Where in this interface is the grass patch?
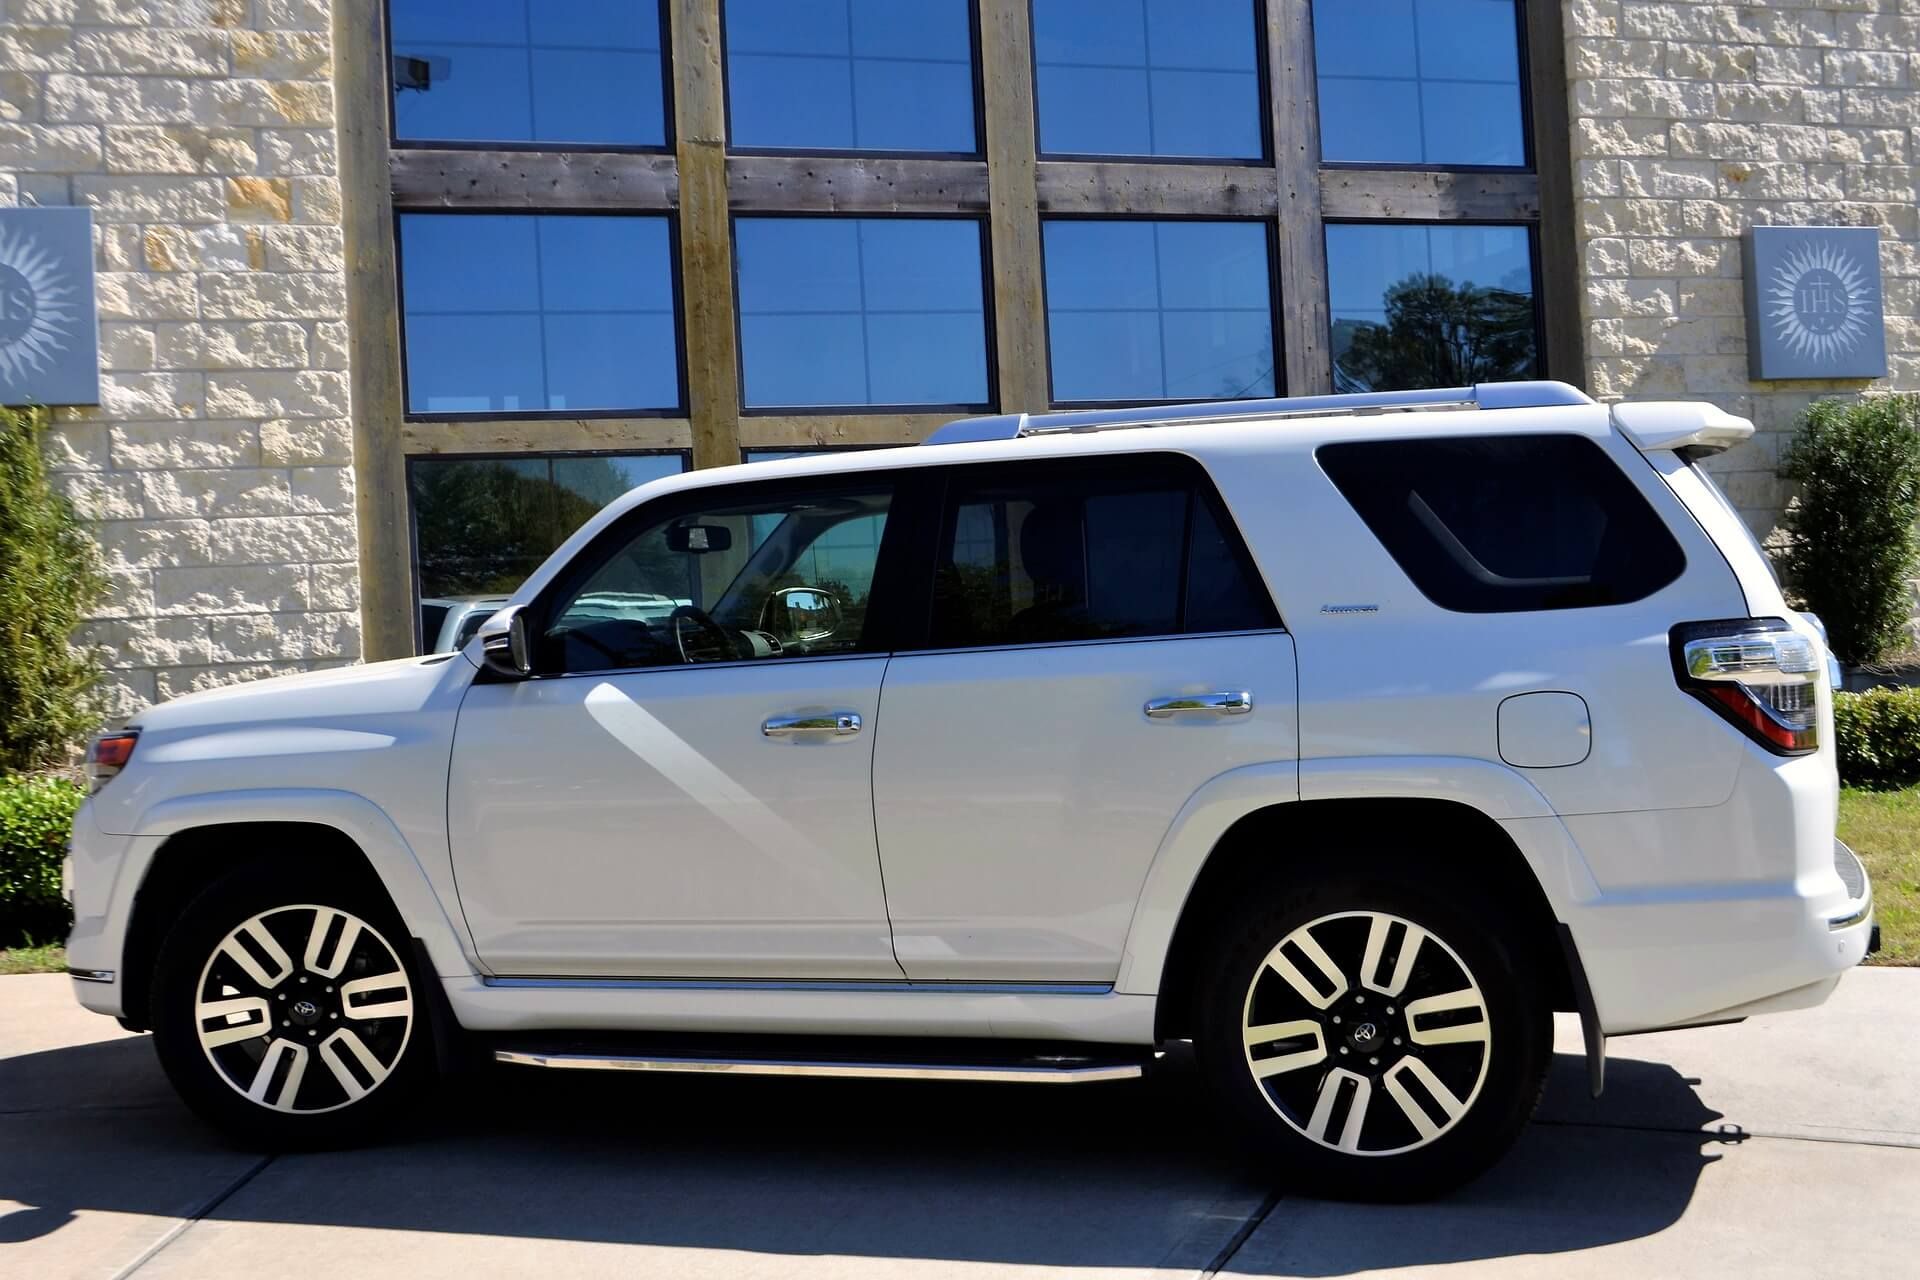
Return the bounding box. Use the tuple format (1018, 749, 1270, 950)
(0, 941, 64, 975)
(1838, 788, 1920, 966)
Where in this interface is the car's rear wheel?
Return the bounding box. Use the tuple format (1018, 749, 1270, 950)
(1193, 864, 1549, 1200)
(150, 860, 430, 1148)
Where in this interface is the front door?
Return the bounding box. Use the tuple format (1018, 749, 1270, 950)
(873, 455, 1300, 982)
(448, 474, 907, 979)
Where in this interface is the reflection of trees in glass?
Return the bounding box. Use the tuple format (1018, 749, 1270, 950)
(1332, 272, 1536, 393)
(413, 456, 633, 597)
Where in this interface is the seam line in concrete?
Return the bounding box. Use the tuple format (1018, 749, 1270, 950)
(1199, 1189, 1281, 1277)
(1534, 1117, 1920, 1152)
(109, 1153, 275, 1280)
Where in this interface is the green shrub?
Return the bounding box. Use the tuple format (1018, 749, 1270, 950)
(0, 773, 82, 947)
(1779, 394, 1920, 666)
(0, 406, 106, 772)
(1834, 688, 1920, 790)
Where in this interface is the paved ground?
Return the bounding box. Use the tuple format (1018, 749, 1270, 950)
(2, 971, 1915, 1279)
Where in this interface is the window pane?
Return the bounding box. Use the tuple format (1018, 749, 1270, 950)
(390, 0, 666, 147)
(411, 452, 685, 650)
(1318, 435, 1686, 612)
(1326, 222, 1537, 393)
(736, 218, 990, 408)
(1033, 0, 1261, 158)
(1044, 219, 1274, 403)
(400, 213, 681, 414)
(927, 458, 1276, 647)
(546, 482, 894, 673)
(1313, 0, 1525, 166)
(725, 0, 977, 152)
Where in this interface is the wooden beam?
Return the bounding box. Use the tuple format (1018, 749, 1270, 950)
(736, 414, 955, 450)
(671, 0, 743, 470)
(1035, 161, 1278, 217)
(336, 0, 414, 660)
(402, 419, 693, 456)
(1318, 169, 1543, 222)
(978, 0, 1050, 414)
(727, 156, 990, 212)
(1268, 0, 1331, 395)
(390, 149, 677, 210)
(1524, 0, 1586, 390)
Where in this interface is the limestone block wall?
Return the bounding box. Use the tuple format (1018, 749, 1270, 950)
(1564, 0, 1920, 538)
(0, 0, 357, 717)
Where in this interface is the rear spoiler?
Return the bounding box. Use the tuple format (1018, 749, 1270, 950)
(1611, 401, 1755, 458)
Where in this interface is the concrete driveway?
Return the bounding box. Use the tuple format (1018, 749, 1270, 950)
(2, 970, 1915, 1279)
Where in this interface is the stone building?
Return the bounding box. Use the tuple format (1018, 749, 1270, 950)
(0, 0, 1913, 713)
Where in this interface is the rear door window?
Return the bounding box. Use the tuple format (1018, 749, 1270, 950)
(924, 455, 1278, 648)
(1317, 434, 1685, 612)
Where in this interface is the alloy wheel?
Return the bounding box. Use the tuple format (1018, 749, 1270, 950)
(192, 904, 414, 1114)
(1240, 910, 1491, 1156)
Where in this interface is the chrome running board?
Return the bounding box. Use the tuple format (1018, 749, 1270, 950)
(494, 1049, 1144, 1084)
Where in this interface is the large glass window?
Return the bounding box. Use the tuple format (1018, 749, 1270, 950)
(734, 217, 991, 410)
(1031, 0, 1263, 160)
(399, 213, 681, 416)
(1313, 0, 1526, 167)
(411, 451, 686, 651)
(1043, 219, 1274, 404)
(1326, 222, 1538, 392)
(389, 0, 668, 148)
(927, 456, 1277, 648)
(723, 0, 977, 153)
(544, 480, 895, 673)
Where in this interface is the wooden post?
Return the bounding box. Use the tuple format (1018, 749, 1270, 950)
(979, 0, 1051, 414)
(1268, 0, 1332, 396)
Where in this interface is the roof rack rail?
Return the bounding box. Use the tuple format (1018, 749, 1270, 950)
(922, 380, 1595, 445)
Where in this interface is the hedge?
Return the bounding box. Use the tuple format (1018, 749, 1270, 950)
(0, 773, 82, 948)
(1834, 688, 1920, 791)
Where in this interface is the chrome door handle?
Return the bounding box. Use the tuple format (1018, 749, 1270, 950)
(1143, 691, 1252, 718)
(762, 712, 863, 737)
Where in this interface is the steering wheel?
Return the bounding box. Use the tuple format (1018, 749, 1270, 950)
(670, 605, 735, 664)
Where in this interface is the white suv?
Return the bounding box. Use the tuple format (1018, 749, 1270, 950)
(66, 381, 1876, 1199)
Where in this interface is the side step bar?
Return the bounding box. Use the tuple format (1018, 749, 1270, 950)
(495, 1049, 1145, 1085)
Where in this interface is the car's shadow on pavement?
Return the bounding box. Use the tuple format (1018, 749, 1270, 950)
(0, 1035, 1739, 1274)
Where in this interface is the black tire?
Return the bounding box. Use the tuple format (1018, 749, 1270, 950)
(1193, 861, 1550, 1201)
(150, 858, 433, 1149)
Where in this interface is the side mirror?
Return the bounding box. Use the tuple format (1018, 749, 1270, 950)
(475, 605, 532, 680)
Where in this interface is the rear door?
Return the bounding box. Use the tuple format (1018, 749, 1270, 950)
(872, 453, 1299, 982)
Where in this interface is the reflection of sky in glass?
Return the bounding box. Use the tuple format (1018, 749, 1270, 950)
(735, 218, 989, 408)
(400, 213, 680, 414)
(725, 0, 977, 151)
(1032, 0, 1262, 158)
(390, 0, 666, 146)
(1313, 0, 1525, 166)
(1043, 219, 1274, 403)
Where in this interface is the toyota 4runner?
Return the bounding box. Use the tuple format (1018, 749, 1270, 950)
(66, 380, 1877, 1199)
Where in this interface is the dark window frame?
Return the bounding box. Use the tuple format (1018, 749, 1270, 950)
(393, 205, 691, 422)
(383, 0, 678, 155)
(1312, 0, 1536, 175)
(1322, 216, 1549, 388)
(522, 467, 931, 678)
(717, 0, 989, 161)
(730, 210, 1000, 416)
(1039, 212, 1285, 409)
(406, 447, 692, 652)
(1026, 0, 1273, 166)
(892, 451, 1284, 654)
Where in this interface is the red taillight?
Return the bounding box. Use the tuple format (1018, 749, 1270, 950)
(85, 731, 139, 791)
(1671, 619, 1820, 756)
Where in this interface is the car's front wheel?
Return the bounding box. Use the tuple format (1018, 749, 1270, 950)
(1194, 865, 1550, 1200)
(150, 860, 430, 1147)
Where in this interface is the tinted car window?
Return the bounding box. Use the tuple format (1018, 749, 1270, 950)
(1317, 434, 1685, 612)
(927, 458, 1277, 647)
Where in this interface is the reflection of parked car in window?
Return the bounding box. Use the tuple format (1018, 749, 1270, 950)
(417, 595, 511, 654)
(67, 381, 1874, 1201)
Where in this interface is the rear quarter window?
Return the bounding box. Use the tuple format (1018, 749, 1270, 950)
(1316, 434, 1685, 613)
